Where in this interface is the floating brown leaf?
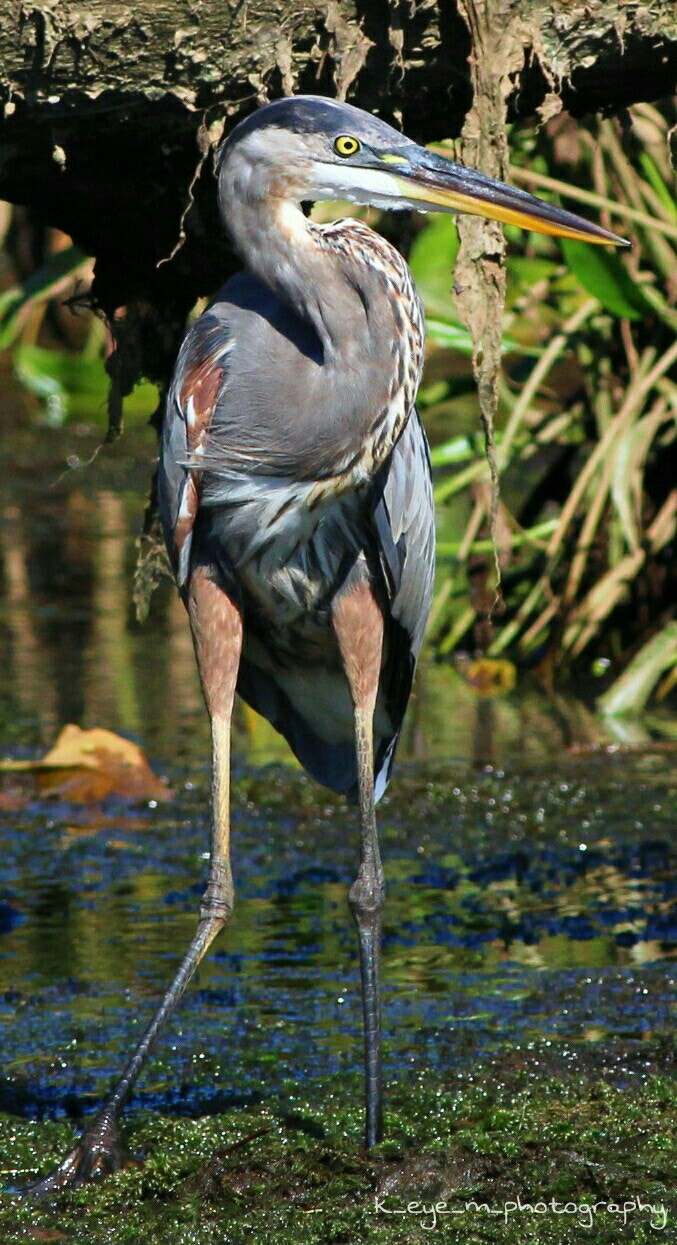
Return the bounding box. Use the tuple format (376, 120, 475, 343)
(0, 725, 170, 805)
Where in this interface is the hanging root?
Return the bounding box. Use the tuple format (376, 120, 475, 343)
(453, 1, 543, 621)
(133, 465, 173, 622)
(473, 333, 503, 614)
(157, 111, 226, 269)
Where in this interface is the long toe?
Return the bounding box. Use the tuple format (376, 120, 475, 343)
(19, 1115, 125, 1200)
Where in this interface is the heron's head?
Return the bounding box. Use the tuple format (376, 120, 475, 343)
(218, 95, 627, 247)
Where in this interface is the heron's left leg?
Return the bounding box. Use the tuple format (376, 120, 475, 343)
(20, 571, 242, 1199)
(333, 583, 385, 1150)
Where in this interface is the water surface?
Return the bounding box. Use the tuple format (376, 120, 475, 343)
(0, 393, 673, 1130)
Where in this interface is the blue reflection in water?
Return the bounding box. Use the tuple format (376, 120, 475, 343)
(0, 758, 673, 1123)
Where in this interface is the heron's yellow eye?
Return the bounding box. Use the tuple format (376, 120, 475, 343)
(334, 135, 360, 158)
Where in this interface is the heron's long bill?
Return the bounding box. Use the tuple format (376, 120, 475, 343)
(395, 150, 628, 246)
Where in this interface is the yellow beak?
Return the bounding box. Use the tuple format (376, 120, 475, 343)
(390, 149, 628, 246)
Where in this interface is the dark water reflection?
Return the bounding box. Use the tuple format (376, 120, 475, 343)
(0, 390, 674, 1123)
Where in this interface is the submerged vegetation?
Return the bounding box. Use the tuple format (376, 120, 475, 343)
(0, 104, 675, 716)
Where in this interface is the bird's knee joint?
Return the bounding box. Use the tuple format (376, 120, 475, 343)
(199, 891, 233, 925)
(199, 859, 234, 925)
(349, 874, 385, 918)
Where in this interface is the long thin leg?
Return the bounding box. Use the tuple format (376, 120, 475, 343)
(22, 570, 242, 1199)
(333, 583, 385, 1150)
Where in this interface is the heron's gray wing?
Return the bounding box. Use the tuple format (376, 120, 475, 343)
(179, 270, 408, 486)
(234, 411, 435, 804)
(371, 410, 435, 798)
(157, 311, 232, 589)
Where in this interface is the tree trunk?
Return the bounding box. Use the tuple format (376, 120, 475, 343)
(0, 0, 674, 376)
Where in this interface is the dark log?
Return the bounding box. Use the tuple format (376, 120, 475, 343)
(0, 1, 675, 375)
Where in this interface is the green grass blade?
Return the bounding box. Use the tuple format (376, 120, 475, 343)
(559, 239, 650, 321)
(597, 623, 677, 715)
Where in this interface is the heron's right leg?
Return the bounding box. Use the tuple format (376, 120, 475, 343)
(21, 571, 242, 1199)
(333, 583, 385, 1151)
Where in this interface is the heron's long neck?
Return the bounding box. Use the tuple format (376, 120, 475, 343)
(218, 165, 425, 480)
(220, 188, 376, 358)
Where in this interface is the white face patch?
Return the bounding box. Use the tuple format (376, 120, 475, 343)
(309, 162, 405, 209)
(223, 125, 422, 211)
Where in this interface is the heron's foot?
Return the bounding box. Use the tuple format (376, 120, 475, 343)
(19, 1112, 124, 1200)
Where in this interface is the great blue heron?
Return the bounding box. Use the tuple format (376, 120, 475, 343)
(23, 95, 625, 1196)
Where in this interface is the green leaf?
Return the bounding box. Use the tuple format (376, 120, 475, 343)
(429, 435, 478, 467)
(506, 255, 559, 289)
(425, 319, 474, 352)
(13, 342, 158, 425)
(597, 623, 677, 716)
(426, 318, 538, 357)
(437, 518, 558, 556)
(410, 216, 543, 352)
(14, 345, 68, 425)
(637, 153, 677, 224)
(0, 245, 89, 349)
(611, 405, 671, 549)
(559, 238, 650, 321)
(16, 341, 107, 404)
(408, 216, 460, 320)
